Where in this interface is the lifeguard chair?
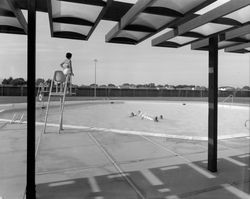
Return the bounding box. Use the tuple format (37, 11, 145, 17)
(43, 70, 69, 134)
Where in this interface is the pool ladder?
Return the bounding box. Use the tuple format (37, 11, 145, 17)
(222, 94, 234, 105)
(10, 112, 24, 124)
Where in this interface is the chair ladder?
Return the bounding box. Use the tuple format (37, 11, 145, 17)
(43, 74, 69, 134)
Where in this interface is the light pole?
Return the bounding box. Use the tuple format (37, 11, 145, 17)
(94, 59, 97, 98)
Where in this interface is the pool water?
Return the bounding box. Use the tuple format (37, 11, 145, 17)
(45, 101, 249, 140)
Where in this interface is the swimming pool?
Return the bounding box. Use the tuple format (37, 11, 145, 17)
(41, 100, 249, 140)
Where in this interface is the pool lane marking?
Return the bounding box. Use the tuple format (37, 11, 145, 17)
(160, 166, 179, 171)
(0, 104, 14, 107)
(239, 154, 250, 158)
(86, 132, 146, 199)
(49, 180, 74, 187)
(140, 169, 163, 186)
(108, 173, 129, 179)
(95, 197, 104, 199)
(0, 119, 209, 140)
(223, 157, 247, 167)
(158, 188, 170, 193)
(221, 184, 250, 199)
(0, 118, 249, 141)
(165, 195, 180, 199)
(140, 135, 216, 179)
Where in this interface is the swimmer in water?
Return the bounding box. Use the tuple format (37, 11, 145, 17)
(130, 112, 135, 117)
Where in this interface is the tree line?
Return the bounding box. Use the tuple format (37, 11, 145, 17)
(1, 77, 250, 91)
(1, 77, 51, 86)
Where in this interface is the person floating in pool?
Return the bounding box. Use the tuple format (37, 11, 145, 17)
(140, 113, 154, 121)
(130, 112, 135, 117)
(129, 110, 161, 122)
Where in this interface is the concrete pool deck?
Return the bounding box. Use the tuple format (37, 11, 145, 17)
(0, 121, 249, 199)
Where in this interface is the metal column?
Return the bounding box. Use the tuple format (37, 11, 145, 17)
(27, 0, 36, 198)
(208, 36, 218, 172)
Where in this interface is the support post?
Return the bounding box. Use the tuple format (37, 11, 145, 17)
(208, 36, 218, 172)
(26, 0, 36, 198)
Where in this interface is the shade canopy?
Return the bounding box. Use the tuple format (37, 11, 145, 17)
(0, 0, 134, 39)
(105, 0, 216, 44)
(1, 0, 250, 53)
(151, 0, 250, 53)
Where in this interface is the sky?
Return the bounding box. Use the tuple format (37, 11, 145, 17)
(0, 11, 249, 87)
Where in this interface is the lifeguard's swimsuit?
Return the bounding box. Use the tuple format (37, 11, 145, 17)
(61, 58, 73, 93)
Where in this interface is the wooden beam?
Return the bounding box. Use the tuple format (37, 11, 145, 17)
(105, 23, 119, 42)
(152, 29, 177, 46)
(106, 0, 154, 42)
(86, 0, 113, 40)
(26, 0, 36, 198)
(191, 38, 209, 50)
(120, 0, 154, 29)
(225, 42, 250, 52)
(225, 24, 250, 40)
(6, 0, 27, 33)
(47, 0, 53, 37)
(208, 36, 218, 172)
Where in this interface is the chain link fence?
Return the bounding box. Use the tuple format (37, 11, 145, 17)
(1, 85, 250, 98)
